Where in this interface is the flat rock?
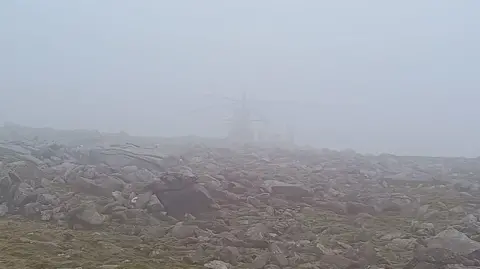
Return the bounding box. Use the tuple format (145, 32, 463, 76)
(263, 180, 311, 198)
(204, 260, 232, 269)
(427, 228, 480, 255)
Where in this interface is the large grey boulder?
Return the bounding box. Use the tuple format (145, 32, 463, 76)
(157, 184, 215, 218)
(13, 182, 37, 206)
(5, 161, 44, 187)
(68, 202, 106, 227)
(426, 228, 480, 255)
(69, 176, 123, 197)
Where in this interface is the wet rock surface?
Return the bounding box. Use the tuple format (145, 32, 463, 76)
(3, 124, 480, 268)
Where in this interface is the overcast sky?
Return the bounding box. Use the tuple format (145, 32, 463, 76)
(1, 1, 479, 156)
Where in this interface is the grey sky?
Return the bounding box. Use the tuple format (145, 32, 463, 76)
(1, 1, 479, 156)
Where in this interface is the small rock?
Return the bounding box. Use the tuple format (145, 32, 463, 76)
(416, 204, 430, 219)
(184, 245, 209, 264)
(424, 209, 440, 220)
(111, 191, 126, 203)
(204, 260, 232, 269)
(450, 205, 465, 214)
(37, 193, 60, 206)
(380, 231, 403, 241)
(149, 249, 166, 258)
(269, 242, 289, 267)
(386, 238, 417, 250)
(416, 222, 436, 236)
(247, 196, 263, 207)
(462, 214, 478, 225)
(217, 246, 240, 265)
(75, 203, 106, 226)
(251, 252, 271, 269)
(0, 203, 8, 216)
(316, 243, 334, 255)
(171, 222, 198, 239)
(24, 202, 42, 217)
(264, 265, 281, 269)
(40, 210, 53, 221)
(134, 191, 153, 209)
(246, 223, 268, 241)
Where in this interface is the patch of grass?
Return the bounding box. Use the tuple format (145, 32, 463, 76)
(0, 218, 202, 269)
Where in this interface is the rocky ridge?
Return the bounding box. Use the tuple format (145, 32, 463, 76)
(1, 125, 480, 268)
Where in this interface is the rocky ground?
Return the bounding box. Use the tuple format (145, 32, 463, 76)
(1, 124, 480, 268)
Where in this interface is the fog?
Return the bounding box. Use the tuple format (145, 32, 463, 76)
(1, 1, 479, 156)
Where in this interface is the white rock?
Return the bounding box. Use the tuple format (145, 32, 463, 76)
(204, 260, 232, 269)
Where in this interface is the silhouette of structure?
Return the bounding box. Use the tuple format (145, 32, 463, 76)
(225, 92, 259, 143)
(191, 91, 294, 146)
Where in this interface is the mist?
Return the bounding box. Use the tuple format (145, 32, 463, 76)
(1, 1, 480, 157)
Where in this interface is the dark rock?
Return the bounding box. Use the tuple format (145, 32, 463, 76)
(158, 184, 215, 218)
